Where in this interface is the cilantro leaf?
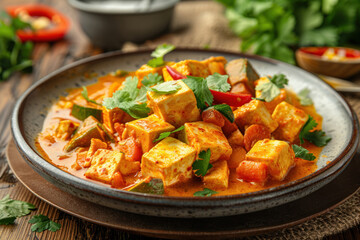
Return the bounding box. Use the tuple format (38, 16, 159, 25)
(292, 144, 316, 161)
(0, 195, 36, 225)
(193, 188, 218, 197)
(299, 115, 331, 146)
(81, 86, 101, 106)
(298, 88, 313, 106)
(183, 76, 213, 110)
(147, 44, 175, 68)
(205, 104, 234, 123)
(29, 214, 61, 232)
(192, 149, 212, 177)
(150, 81, 181, 94)
(255, 74, 288, 102)
(154, 126, 185, 142)
(141, 73, 164, 87)
(205, 73, 231, 92)
(103, 76, 150, 119)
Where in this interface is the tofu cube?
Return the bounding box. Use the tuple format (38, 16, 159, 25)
(272, 102, 309, 142)
(203, 160, 229, 190)
(84, 138, 108, 167)
(180, 121, 232, 163)
(135, 64, 164, 81)
(201, 56, 227, 75)
(227, 129, 244, 148)
(125, 114, 175, 153)
(255, 77, 289, 114)
(246, 139, 295, 181)
(141, 137, 196, 187)
(147, 80, 200, 127)
(234, 100, 278, 132)
(55, 120, 78, 140)
(171, 60, 210, 78)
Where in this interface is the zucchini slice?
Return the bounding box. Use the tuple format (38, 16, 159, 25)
(71, 104, 102, 122)
(128, 178, 164, 195)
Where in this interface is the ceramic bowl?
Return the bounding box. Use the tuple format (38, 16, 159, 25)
(11, 49, 359, 218)
(296, 47, 360, 79)
(68, 0, 178, 49)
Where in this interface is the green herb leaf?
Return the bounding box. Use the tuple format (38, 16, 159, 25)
(205, 73, 231, 92)
(81, 86, 101, 106)
(251, 97, 265, 102)
(205, 104, 234, 123)
(298, 88, 313, 106)
(147, 44, 175, 68)
(292, 144, 316, 161)
(192, 149, 212, 177)
(193, 188, 218, 197)
(299, 115, 331, 146)
(141, 73, 164, 87)
(154, 126, 185, 142)
(183, 76, 213, 110)
(0, 195, 36, 225)
(255, 74, 288, 102)
(150, 81, 181, 94)
(111, 69, 129, 77)
(29, 214, 61, 232)
(103, 76, 151, 119)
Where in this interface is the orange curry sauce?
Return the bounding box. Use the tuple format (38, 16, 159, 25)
(36, 72, 323, 197)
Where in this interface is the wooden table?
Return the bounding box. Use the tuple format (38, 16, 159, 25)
(0, 0, 359, 239)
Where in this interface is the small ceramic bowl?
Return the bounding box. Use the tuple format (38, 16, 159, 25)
(296, 47, 360, 79)
(68, 0, 178, 49)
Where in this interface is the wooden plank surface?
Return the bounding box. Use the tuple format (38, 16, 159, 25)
(0, 0, 359, 239)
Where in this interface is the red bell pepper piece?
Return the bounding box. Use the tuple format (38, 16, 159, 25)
(165, 66, 185, 80)
(210, 90, 252, 107)
(6, 4, 70, 42)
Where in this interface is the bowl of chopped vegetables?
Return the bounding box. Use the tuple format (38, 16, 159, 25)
(11, 47, 359, 218)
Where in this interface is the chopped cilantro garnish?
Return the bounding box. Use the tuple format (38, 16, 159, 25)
(255, 74, 288, 102)
(183, 76, 213, 110)
(205, 104, 234, 123)
(292, 144, 316, 161)
(192, 149, 212, 177)
(103, 76, 150, 119)
(29, 214, 61, 232)
(150, 81, 181, 94)
(141, 73, 164, 87)
(0, 195, 36, 225)
(193, 188, 218, 197)
(81, 86, 101, 106)
(298, 88, 313, 106)
(154, 126, 185, 142)
(299, 115, 331, 146)
(205, 73, 231, 92)
(147, 44, 175, 68)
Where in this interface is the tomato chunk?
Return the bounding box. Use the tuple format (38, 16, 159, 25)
(118, 136, 142, 162)
(201, 108, 225, 127)
(236, 160, 268, 185)
(111, 172, 125, 188)
(243, 124, 271, 151)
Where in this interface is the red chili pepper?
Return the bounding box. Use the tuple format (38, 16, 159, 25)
(6, 4, 70, 42)
(210, 90, 252, 107)
(165, 66, 185, 80)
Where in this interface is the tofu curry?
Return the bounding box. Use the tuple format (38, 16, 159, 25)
(37, 48, 331, 197)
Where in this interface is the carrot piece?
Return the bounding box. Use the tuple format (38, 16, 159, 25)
(118, 135, 142, 162)
(201, 108, 225, 127)
(114, 123, 126, 137)
(243, 124, 271, 151)
(236, 160, 268, 185)
(111, 172, 125, 188)
(228, 146, 246, 169)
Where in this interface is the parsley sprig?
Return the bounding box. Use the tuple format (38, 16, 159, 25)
(292, 144, 316, 161)
(29, 214, 61, 232)
(0, 195, 36, 225)
(206, 73, 231, 92)
(150, 81, 182, 94)
(192, 149, 212, 177)
(147, 44, 175, 68)
(103, 76, 150, 119)
(183, 76, 214, 110)
(299, 116, 331, 147)
(141, 73, 164, 87)
(298, 88, 313, 106)
(255, 74, 288, 102)
(193, 188, 218, 197)
(154, 126, 184, 142)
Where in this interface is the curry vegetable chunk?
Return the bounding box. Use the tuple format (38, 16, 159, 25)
(125, 114, 175, 153)
(245, 139, 295, 181)
(141, 137, 196, 187)
(147, 80, 200, 127)
(55, 120, 78, 140)
(180, 121, 232, 163)
(272, 102, 309, 142)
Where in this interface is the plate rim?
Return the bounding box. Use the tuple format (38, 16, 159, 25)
(11, 47, 360, 207)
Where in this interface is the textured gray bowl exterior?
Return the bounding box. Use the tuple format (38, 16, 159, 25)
(11, 49, 359, 218)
